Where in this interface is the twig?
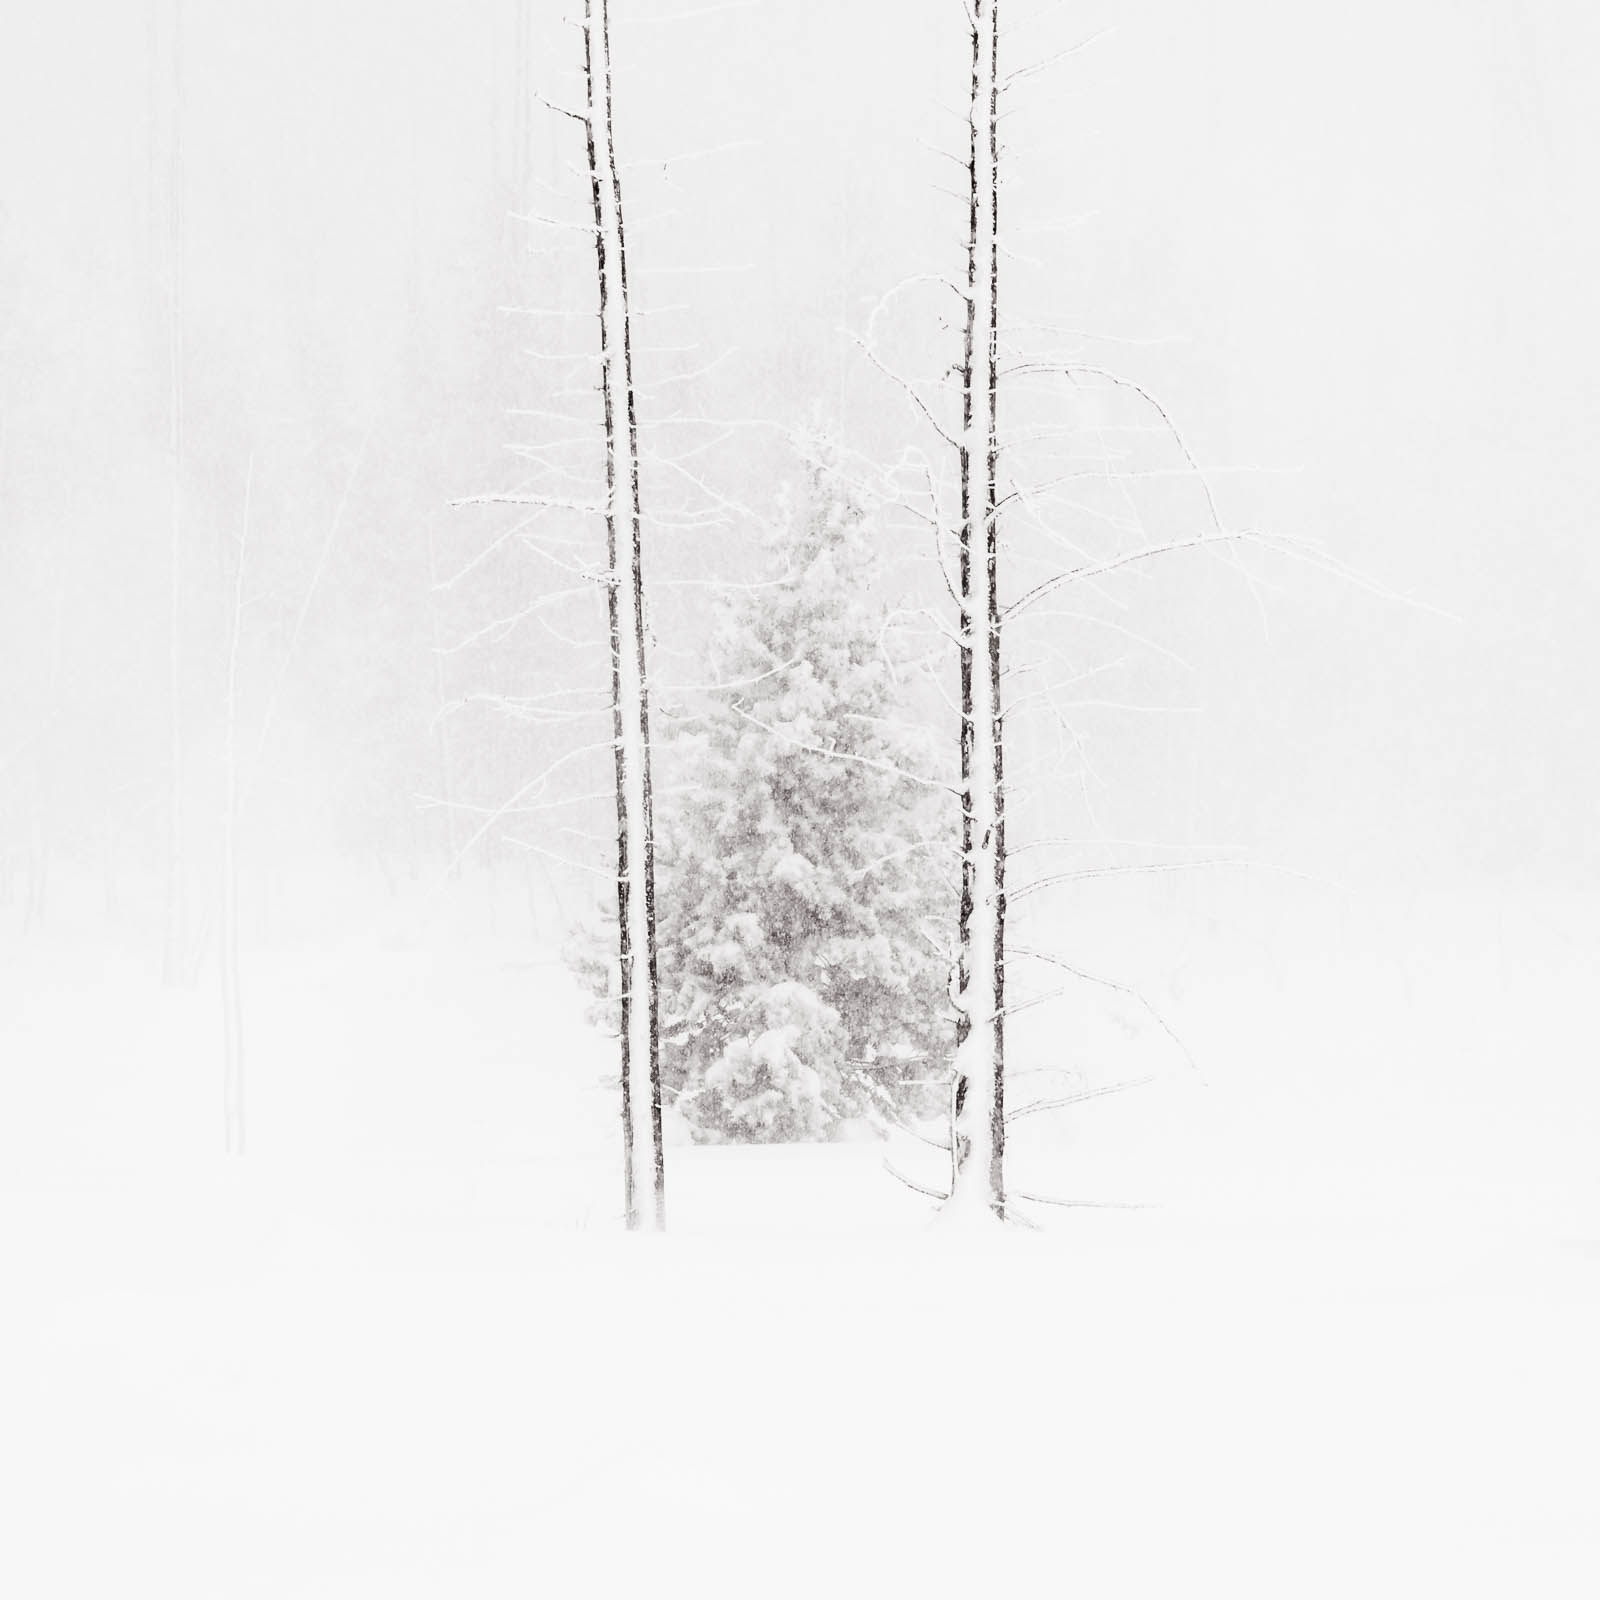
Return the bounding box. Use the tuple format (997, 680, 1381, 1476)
(882, 1157, 948, 1202)
(1011, 1189, 1155, 1211)
(1009, 944, 1202, 1082)
(1006, 1075, 1156, 1123)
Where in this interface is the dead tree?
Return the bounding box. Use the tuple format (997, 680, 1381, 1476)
(446, 1, 670, 1228)
(864, 4, 1258, 1220)
(947, 0, 1007, 1222)
(583, 0, 666, 1230)
(447, 4, 784, 1223)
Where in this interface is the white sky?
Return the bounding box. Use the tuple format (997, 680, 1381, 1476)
(1, 0, 1594, 891)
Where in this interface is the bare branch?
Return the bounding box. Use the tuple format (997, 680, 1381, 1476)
(1005, 1075, 1156, 1123)
(505, 835, 611, 878)
(452, 490, 605, 516)
(620, 138, 760, 169)
(727, 703, 955, 793)
(436, 738, 619, 873)
(1011, 1189, 1155, 1211)
(621, 0, 761, 24)
(846, 332, 962, 452)
(435, 587, 594, 654)
(882, 1158, 948, 1203)
(1012, 857, 1245, 899)
(1001, 27, 1115, 92)
(662, 652, 807, 695)
(532, 90, 590, 127)
(845, 836, 946, 883)
(510, 209, 600, 235)
(1009, 944, 1202, 1081)
(1008, 834, 1240, 856)
(1006, 530, 1257, 621)
(1010, 360, 1226, 537)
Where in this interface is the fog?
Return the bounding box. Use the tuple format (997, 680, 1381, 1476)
(5, 3, 1594, 893)
(2, 0, 1595, 1174)
(3, 0, 1597, 1185)
(4, 3, 1599, 1591)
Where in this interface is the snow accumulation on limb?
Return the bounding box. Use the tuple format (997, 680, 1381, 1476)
(943, 0, 1007, 1228)
(584, 0, 664, 1230)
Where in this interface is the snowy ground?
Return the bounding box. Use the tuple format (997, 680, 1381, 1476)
(4, 1154, 1597, 1598)
(3, 868, 1598, 1596)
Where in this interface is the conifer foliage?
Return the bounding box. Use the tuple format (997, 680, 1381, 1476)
(651, 441, 952, 1142)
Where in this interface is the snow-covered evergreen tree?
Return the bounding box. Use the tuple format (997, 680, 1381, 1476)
(650, 438, 953, 1141)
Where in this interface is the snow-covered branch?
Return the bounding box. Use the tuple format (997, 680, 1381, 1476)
(1009, 944, 1200, 1079)
(1005, 1074, 1156, 1123)
(727, 703, 956, 794)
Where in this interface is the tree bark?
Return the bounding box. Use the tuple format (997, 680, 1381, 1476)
(955, 4, 979, 1073)
(583, 0, 665, 1231)
(947, 0, 1006, 1223)
(985, 0, 1008, 1211)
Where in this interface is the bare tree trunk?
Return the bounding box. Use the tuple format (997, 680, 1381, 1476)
(954, 3, 979, 1077)
(947, 0, 1006, 1222)
(162, 0, 187, 987)
(514, 0, 531, 229)
(583, 0, 665, 1231)
(984, 0, 1008, 1210)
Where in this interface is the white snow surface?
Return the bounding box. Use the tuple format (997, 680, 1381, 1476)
(4, 870, 1599, 1596)
(6, 1157, 1598, 1598)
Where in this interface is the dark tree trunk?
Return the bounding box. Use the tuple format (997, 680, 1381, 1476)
(582, 0, 666, 1231)
(946, 0, 1007, 1222)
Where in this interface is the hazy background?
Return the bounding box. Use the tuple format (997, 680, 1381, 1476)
(1, 1, 1595, 1213)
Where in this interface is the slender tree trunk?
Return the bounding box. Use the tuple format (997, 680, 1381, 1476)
(984, 0, 1008, 1208)
(221, 459, 250, 1156)
(514, 0, 531, 228)
(583, 0, 665, 1231)
(947, 0, 1006, 1222)
(163, 0, 187, 987)
(955, 6, 979, 1073)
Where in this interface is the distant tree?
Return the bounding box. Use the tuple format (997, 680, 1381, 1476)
(160, 0, 188, 986)
(644, 438, 952, 1142)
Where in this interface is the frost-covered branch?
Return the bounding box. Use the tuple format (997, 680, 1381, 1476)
(882, 1158, 950, 1202)
(1000, 27, 1114, 92)
(1005, 1074, 1155, 1123)
(1009, 944, 1200, 1079)
(846, 332, 962, 452)
(1005, 530, 1257, 620)
(1011, 857, 1243, 899)
(728, 702, 955, 793)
